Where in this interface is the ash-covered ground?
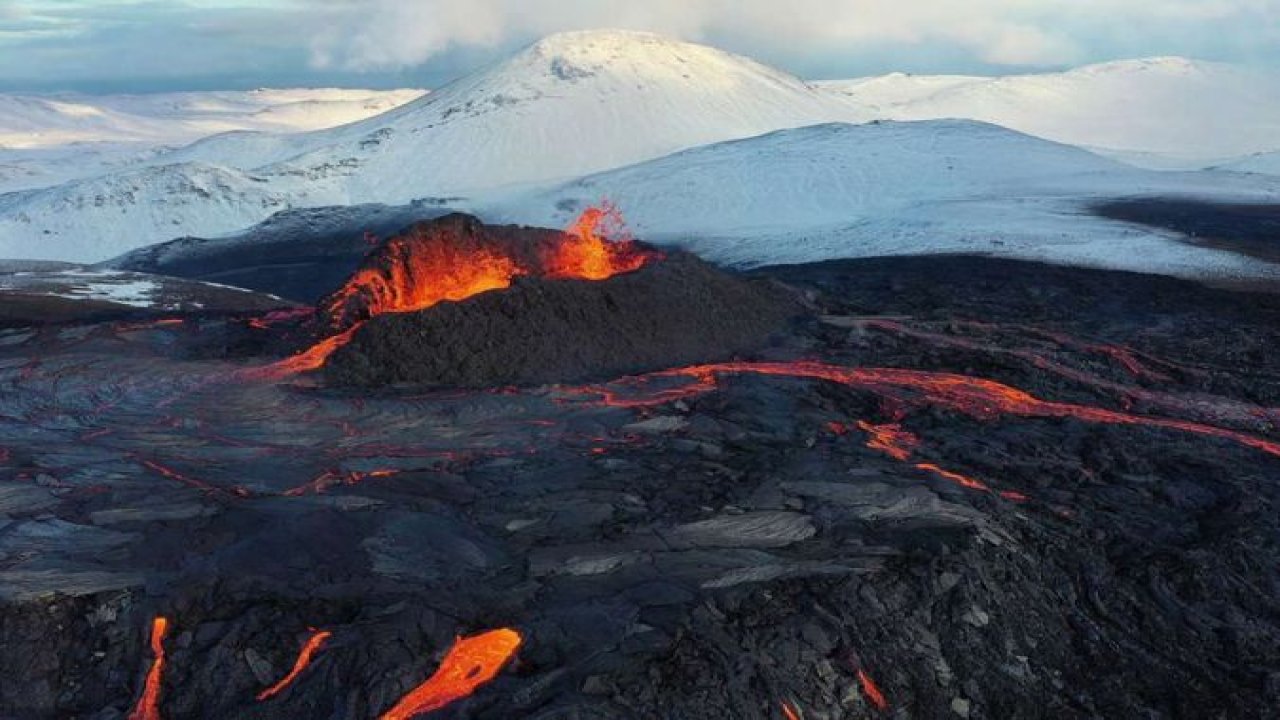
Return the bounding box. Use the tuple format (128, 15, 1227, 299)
(0, 255, 1278, 719)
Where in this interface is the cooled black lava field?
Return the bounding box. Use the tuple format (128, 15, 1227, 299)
(1, 253, 1279, 719)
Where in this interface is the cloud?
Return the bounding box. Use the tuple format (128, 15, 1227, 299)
(307, 0, 1280, 71)
(0, 0, 1276, 91)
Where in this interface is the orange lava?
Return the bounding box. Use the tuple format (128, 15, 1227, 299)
(856, 421, 919, 461)
(546, 203, 651, 280)
(915, 462, 991, 492)
(258, 205, 657, 379)
(781, 700, 802, 720)
(251, 326, 359, 378)
(379, 628, 523, 720)
(326, 236, 525, 326)
(128, 616, 169, 720)
(256, 629, 333, 701)
(857, 668, 888, 711)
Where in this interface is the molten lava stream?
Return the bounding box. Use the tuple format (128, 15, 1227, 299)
(914, 462, 991, 492)
(128, 616, 169, 720)
(380, 628, 522, 720)
(593, 362, 1280, 459)
(781, 700, 803, 719)
(256, 629, 333, 701)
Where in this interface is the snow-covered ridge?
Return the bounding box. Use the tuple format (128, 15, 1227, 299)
(0, 88, 426, 151)
(1220, 151, 1280, 176)
(0, 88, 427, 196)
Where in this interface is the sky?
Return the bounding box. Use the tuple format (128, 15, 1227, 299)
(0, 0, 1277, 93)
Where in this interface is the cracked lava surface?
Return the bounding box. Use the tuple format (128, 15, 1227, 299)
(1, 254, 1279, 718)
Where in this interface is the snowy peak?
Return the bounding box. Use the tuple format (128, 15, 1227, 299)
(515, 29, 815, 92)
(366, 28, 837, 131)
(247, 29, 864, 201)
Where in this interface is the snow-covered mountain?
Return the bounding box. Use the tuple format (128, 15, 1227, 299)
(173, 30, 868, 191)
(486, 121, 1280, 280)
(0, 30, 869, 260)
(822, 58, 1280, 168)
(2, 30, 1278, 266)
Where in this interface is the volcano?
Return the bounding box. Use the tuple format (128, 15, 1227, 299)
(265, 209, 797, 387)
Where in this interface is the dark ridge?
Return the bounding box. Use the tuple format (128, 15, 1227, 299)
(1094, 197, 1280, 266)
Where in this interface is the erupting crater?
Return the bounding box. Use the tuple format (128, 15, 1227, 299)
(259, 205, 799, 387)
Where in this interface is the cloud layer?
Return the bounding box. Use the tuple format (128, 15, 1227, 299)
(309, 0, 1280, 70)
(0, 0, 1277, 91)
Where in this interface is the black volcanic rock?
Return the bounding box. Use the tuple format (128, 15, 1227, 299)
(4, 254, 1280, 719)
(323, 250, 800, 387)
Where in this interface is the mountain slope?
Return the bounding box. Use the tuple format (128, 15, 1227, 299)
(487, 120, 1280, 280)
(824, 58, 1280, 167)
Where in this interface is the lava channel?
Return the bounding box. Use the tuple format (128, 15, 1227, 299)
(379, 628, 523, 720)
(127, 616, 169, 720)
(256, 629, 333, 701)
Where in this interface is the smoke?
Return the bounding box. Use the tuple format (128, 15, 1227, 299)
(307, 0, 1280, 71)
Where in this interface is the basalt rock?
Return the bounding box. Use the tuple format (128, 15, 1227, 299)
(322, 250, 800, 387)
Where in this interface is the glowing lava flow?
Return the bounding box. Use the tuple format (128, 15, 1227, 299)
(257, 205, 658, 380)
(781, 700, 803, 719)
(128, 616, 169, 720)
(577, 361, 1280, 459)
(324, 236, 525, 327)
(855, 421, 919, 461)
(379, 628, 522, 720)
(256, 629, 333, 701)
(914, 462, 990, 492)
